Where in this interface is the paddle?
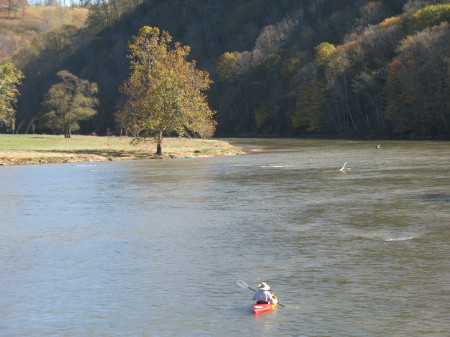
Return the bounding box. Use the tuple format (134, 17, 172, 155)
(236, 280, 286, 308)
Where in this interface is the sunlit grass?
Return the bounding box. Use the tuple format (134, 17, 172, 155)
(0, 134, 244, 165)
(0, 134, 134, 151)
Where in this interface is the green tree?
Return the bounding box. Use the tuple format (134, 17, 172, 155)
(40, 70, 98, 138)
(409, 4, 450, 32)
(293, 80, 326, 133)
(121, 26, 216, 155)
(314, 42, 336, 69)
(0, 62, 24, 133)
(216, 52, 240, 81)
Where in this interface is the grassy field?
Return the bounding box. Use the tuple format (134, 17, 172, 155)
(0, 134, 245, 165)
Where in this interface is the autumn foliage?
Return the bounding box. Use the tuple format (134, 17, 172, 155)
(120, 26, 216, 154)
(4, 0, 450, 139)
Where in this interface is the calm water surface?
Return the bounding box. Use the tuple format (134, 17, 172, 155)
(1, 139, 449, 336)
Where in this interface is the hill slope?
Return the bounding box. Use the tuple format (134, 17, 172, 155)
(9, 0, 450, 139)
(0, 5, 88, 61)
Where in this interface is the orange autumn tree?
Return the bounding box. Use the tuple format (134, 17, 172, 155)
(121, 26, 216, 155)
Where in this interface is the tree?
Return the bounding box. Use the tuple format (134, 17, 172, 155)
(216, 52, 239, 81)
(0, 62, 24, 133)
(1, 0, 27, 19)
(121, 26, 216, 155)
(408, 4, 450, 32)
(293, 79, 326, 133)
(314, 42, 336, 69)
(384, 23, 450, 137)
(40, 70, 98, 138)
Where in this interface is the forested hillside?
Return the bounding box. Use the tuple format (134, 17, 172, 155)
(0, 4, 88, 61)
(6, 0, 450, 139)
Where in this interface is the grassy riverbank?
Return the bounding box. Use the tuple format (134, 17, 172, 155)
(0, 135, 245, 165)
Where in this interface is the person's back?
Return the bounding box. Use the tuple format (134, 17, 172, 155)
(252, 282, 276, 304)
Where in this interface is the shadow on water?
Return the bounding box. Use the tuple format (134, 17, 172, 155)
(409, 194, 450, 202)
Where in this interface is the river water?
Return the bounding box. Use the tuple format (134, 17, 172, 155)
(1, 139, 449, 337)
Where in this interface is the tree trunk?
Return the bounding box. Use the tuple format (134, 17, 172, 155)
(156, 143, 162, 155)
(155, 129, 163, 155)
(64, 126, 70, 138)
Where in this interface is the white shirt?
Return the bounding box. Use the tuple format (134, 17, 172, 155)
(252, 290, 275, 304)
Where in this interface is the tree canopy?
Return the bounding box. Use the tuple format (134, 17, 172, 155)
(120, 26, 216, 155)
(40, 70, 98, 138)
(0, 62, 24, 133)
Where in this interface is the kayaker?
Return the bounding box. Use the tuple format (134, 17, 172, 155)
(252, 282, 277, 304)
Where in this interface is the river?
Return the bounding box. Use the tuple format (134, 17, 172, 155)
(1, 139, 449, 336)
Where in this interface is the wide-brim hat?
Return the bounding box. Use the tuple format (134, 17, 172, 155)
(258, 282, 270, 291)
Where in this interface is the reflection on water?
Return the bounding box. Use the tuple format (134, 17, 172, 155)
(1, 139, 449, 336)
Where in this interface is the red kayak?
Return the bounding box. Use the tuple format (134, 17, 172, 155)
(252, 300, 278, 314)
(236, 281, 281, 314)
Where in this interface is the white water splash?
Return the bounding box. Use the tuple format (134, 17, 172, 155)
(350, 231, 417, 242)
(385, 236, 415, 242)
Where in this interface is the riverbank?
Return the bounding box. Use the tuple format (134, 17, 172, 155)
(0, 135, 245, 165)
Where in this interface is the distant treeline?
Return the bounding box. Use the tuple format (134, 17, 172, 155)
(8, 0, 450, 139)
